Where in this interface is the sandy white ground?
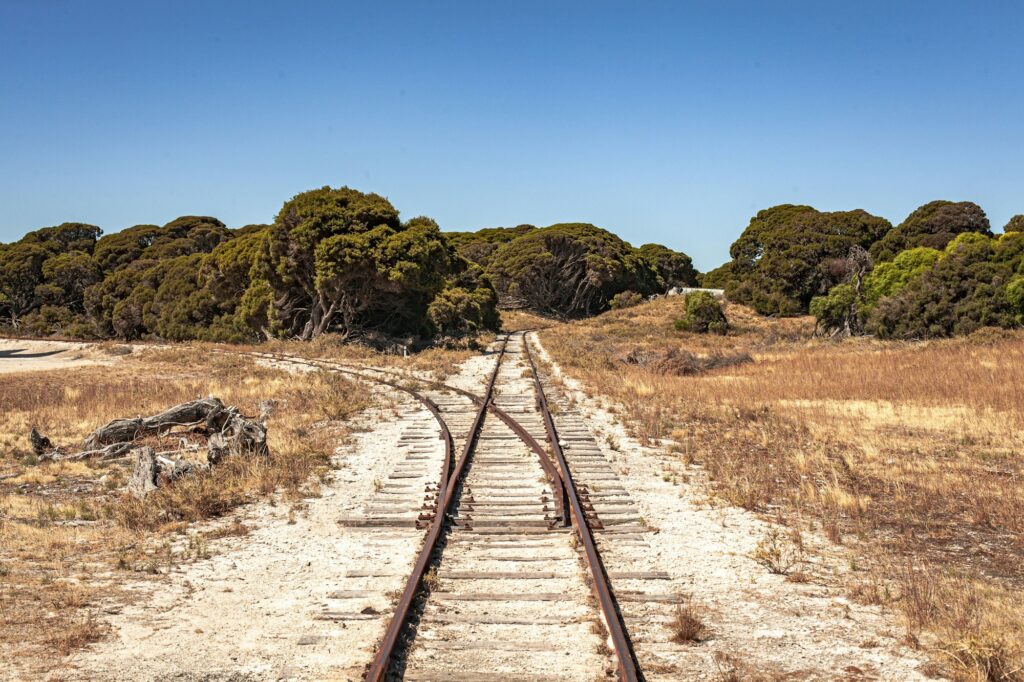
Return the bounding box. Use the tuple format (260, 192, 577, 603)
(64, 382, 434, 682)
(529, 332, 939, 680)
(0, 339, 115, 374)
(61, 350, 501, 682)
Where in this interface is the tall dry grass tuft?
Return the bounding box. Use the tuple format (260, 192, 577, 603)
(670, 596, 709, 643)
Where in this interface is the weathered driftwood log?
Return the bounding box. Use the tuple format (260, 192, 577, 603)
(39, 440, 139, 463)
(207, 407, 269, 464)
(83, 397, 228, 450)
(68, 442, 135, 461)
(34, 396, 268, 474)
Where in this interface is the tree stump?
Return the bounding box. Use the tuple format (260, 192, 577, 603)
(127, 447, 159, 498)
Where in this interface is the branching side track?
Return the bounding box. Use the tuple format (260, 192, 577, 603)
(243, 333, 688, 680)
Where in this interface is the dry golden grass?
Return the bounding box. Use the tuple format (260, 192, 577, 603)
(500, 309, 558, 332)
(670, 597, 708, 644)
(539, 295, 1024, 681)
(0, 346, 385, 673)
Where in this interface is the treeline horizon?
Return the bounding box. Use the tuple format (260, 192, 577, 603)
(1, 185, 1021, 344)
(0, 185, 697, 344)
(703, 200, 1024, 339)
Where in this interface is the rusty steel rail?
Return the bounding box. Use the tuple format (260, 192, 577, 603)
(240, 349, 458, 528)
(242, 348, 568, 525)
(239, 346, 502, 678)
(242, 340, 634, 676)
(363, 335, 509, 681)
(522, 332, 640, 682)
(296, 356, 570, 527)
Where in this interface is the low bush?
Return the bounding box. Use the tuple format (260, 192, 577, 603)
(609, 290, 643, 309)
(674, 292, 728, 335)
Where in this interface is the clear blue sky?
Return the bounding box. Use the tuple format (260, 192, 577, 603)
(2, 1, 1022, 270)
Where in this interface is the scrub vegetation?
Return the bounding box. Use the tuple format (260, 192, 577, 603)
(539, 297, 1024, 680)
(0, 187, 500, 345)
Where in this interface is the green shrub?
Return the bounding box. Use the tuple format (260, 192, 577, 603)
(675, 292, 728, 335)
(609, 290, 643, 309)
(861, 247, 941, 306)
(708, 204, 892, 315)
(809, 284, 857, 335)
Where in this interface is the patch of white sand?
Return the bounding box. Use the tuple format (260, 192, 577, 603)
(0, 339, 116, 374)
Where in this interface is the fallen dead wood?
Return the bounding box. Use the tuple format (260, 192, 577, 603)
(83, 397, 229, 450)
(30, 427, 54, 456)
(32, 397, 271, 495)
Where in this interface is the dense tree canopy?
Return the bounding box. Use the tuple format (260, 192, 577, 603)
(635, 243, 699, 292)
(865, 232, 1024, 338)
(261, 188, 495, 340)
(1004, 214, 1024, 233)
(8, 188, 1018, 344)
(708, 205, 892, 315)
(810, 230, 1024, 339)
(0, 223, 103, 328)
(447, 225, 537, 269)
(453, 223, 696, 317)
(483, 223, 649, 317)
(0, 186, 500, 344)
(869, 200, 991, 263)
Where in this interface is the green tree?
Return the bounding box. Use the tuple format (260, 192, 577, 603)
(2, 188, 502, 344)
(21, 305, 78, 336)
(40, 251, 102, 311)
(699, 262, 735, 289)
(870, 200, 991, 263)
(428, 279, 500, 338)
(1004, 215, 1024, 233)
(861, 246, 942, 306)
(19, 222, 102, 254)
(636, 243, 698, 292)
(447, 225, 537, 269)
(265, 186, 402, 339)
(146, 254, 221, 341)
(485, 223, 658, 317)
(92, 224, 164, 271)
(0, 242, 48, 327)
(1006, 275, 1024, 325)
(866, 233, 1022, 338)
(83, 261, 151, 336)
(715, 205, 892, 315)
(262, 187, 493, 341)
(202, 226, 270, 301)
(809, 284, 857, 336)
(311, 216, 453, 339)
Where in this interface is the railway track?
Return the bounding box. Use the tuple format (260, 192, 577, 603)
(245, 332, 688, 679)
